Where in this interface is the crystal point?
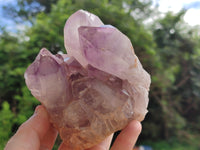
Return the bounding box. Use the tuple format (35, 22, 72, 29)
(25, 10, 151, 150)
(64, 10, 104, 67)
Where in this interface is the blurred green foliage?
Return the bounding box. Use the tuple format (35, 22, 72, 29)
(1, 0, 200, 149)
(144, 137, 200, 150)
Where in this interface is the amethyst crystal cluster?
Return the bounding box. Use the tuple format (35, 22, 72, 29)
(25, 10, 151, 149)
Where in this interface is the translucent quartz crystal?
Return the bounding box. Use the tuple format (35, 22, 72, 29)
(64, 9, 103, 67)
(25, 10, 151, 150)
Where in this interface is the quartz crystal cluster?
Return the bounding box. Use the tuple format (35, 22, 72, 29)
(25, 10, 151, 150)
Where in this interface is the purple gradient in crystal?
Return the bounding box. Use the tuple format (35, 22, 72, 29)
(25, 9, 151, 150)
(64, 10, 104, 67)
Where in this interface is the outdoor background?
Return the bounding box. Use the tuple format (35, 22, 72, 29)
(0, 0, 200, 149)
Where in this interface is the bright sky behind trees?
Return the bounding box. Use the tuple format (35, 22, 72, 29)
(0, 0, 200, 32)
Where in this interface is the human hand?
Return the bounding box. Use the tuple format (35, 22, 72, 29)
(5, 105, 142, 150)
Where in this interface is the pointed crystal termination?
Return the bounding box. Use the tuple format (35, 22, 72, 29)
(64, 9, 104, 67)
(25, 10, 151, 150)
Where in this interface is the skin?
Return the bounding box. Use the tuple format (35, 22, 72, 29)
(5, 105, 142, 150)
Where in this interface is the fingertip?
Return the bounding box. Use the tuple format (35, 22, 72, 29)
(34, 105, 48, 118)
(111, 120, 142, 150)
(18, 105, 49, 138)
(127, 120, 142, 134)
(34, 105, 43, 114)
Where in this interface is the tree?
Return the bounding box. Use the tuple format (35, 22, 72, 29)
(1, 0, 200, 149)
(143, 11, 200, 141)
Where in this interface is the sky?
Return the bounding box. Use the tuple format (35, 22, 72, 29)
(0, 0, 17, 31)
(153, 0, 200, 26)
(0, 0, 200, 32)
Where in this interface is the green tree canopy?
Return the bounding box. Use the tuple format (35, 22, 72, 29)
(1, 0, 200, 149)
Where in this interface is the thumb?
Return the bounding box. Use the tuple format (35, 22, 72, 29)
(5, 105, 50, 150)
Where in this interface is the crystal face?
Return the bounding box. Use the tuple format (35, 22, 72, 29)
(24, 10, 151, 150)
